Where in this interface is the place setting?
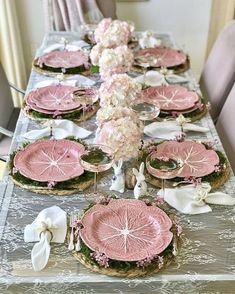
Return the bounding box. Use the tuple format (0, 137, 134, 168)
(23, 82, 99, 123)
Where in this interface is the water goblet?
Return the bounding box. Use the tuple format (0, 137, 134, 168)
(146, 153, 183, 197)
(80, 144, 114, 193)
(131, 102, 160, 125)
(72, 87, 98, 127)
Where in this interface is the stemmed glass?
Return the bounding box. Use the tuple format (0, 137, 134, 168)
(72, 88, 98, 129)
(80, 144, 114, 193)
(146, 153, 183, 197)
(131, 102, 160, 125)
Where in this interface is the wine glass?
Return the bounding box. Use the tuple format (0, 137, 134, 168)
(131, 102, 160, 125)
(80, 144, 114, 193)
(72, 88, 98, 128)
(146, 153, 183, 197)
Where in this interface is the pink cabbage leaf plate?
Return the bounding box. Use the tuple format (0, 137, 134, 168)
(26, 85, 82, 112)
(14, 139, 86, 182)
(143, 85, 200, 111)
(37, 50, 89, 69)
(148, 141, 219, 178)
(80, 198, 173, 261)
(135, 48, 187, 68)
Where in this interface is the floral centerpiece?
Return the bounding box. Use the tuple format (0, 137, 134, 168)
(89, 43, 105, 66)
(96, 117, 143, 161)
(99, 46, 134, 79)
(94, 18, 134, 47)
(96, 106, 139, 128)
(98, 73, 142, 107)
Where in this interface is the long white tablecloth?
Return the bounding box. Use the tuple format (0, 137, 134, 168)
(0, 31, 235, 294)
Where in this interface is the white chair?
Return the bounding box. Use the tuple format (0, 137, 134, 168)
(216, 82, 235, 172)
(200, 21, 235, 122)
(0, 63, 24, 162)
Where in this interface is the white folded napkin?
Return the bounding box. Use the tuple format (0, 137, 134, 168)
(43, 40, 90, 54)
(135, 70, 189, 86)
(34, 75, 96, 89)
(135, 71, 166, 86)
(24, 206, 67, 271)
(139, 30, 162, 49)
(158, 183, 235, 214)
(22, 119, 92, 140)
(144, 121, 209, 140)
(34, 79, 77, 88)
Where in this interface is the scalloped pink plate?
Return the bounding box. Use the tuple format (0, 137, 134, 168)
(80, 199, 173, 261)
(135, 48, 187, 68)
(26, 85, 82, 111)
(37, 50, 89, 69)
(24, 102, 79, 115)
(14, 140, 86, 182)
(150, 141, 219, 178)
(143, 85, 200, 111)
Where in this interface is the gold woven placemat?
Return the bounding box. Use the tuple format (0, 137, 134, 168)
(12, 176, 94, 196)
(132, 59, 190, 75)
(23, 103, 99, 123)
(32, 59, 93, 77)
(157, 104, 208, 123)
(73, 229, 181, 278)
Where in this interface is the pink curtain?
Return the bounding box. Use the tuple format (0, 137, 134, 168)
(43, 0, 117, 31)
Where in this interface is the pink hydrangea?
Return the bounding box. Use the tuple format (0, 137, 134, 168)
(99, 46, 134, 80)
(94, 18, 134, 47)
(89, 43, 105, 66)
(96, 117, 143, 161)
(96, 106, 139, 127)
(99, 74, 142, 107)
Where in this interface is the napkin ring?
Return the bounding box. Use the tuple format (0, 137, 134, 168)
(39, 229, 53, 241)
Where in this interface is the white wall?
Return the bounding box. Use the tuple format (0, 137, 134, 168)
(117, 0, 212, 79)
(15, 0, 212, 79)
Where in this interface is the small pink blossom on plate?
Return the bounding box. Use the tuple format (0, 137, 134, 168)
(90, 251, 109, 268)
(175, 132, 186, 142)
(136, 255, 155, 268)
(183, 176, 202, 186)
(158, 255, 164, 269)
(155, 196, 165, 206)
(47, 181, 57, 188)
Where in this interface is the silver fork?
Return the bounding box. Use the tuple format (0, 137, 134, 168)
(68, 212, 76, 251)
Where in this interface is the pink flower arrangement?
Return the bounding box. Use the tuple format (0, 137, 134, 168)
(99, 46, 134, 80)
(96, 117, 143, 161)
(94, 18, 134, 47)
(96, 106, 139, 127)
(89, 43, 105, 66)
(99, 74, 142, 107)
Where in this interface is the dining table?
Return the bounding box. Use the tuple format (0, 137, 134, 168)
(0, 31, 235, 294)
